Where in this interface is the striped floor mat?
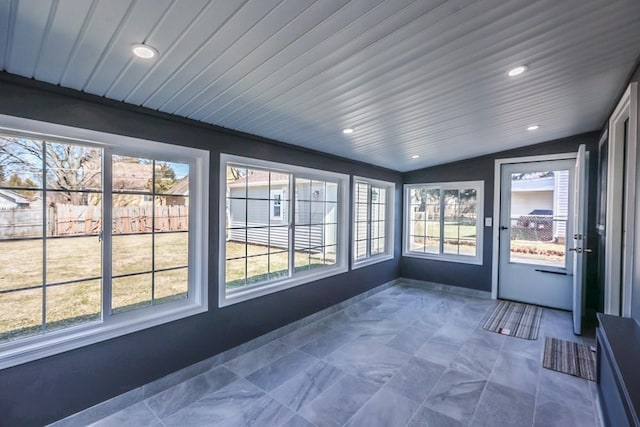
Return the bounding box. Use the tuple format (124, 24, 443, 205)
(543, 337, 596, 381)
(482, 300, 542, 340)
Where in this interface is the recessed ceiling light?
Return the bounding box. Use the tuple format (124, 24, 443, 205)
(132, 44, 158, 59)
(411, 155, 420, 159)
(507, 65, 528, 77)
(527, 125, 540, 131)
(342, 128, 354, 134)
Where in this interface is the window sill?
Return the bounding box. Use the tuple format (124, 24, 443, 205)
(352, 254, 394, 270)
(220, 265, 348, 307)
(402, 251, 483, 265)
(0, 300, 207, 371)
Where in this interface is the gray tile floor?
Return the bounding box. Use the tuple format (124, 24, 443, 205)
(90, 285, 601, 427)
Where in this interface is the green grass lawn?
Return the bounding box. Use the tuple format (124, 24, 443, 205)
(225, 241, 335, 289)
(0, 232, 188, 342)
(0, 235, 337, 342)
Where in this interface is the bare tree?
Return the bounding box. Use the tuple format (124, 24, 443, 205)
(0, 136, 101, 204)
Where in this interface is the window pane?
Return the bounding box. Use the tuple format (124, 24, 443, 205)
(0, 190, 43, 240)
(326, 182, 338, 202)
(0, 239, 43, 291)
(323, 245, 337, 266)
(227, 198, 246, 229)
(226, 258, 246, 289)
(247, 199, 269, 225)
(154, 161, 188, 195)
(271, 199, 288, 225)
(0, 136, 44, 189)
(310, 201, 325, 224)
(47, 193, 101, 237)
(46, 280, 101, 331)
(246, 236, 269, 256)
(226, 240, 246, 260)
(154, 268, 188, 304)
(269, 251, 289, 280)
(295, 200, 311, 225)
(112, 234, 152, 276)
(112, 274, 152, 314)
(0, 288, 42, 342)
(294, 225, 311, 250)
(295, 178, 311, 201)
(155, 232, 188, 270)
(246, 169, 271, 200)
(47, 236, 101, 284)
(227, 166, 247, 199)
(269, 225, 289, 253)
(324, 201, 337, 223)
(112, 194, 152, 234)
(355, 221, 367, 242)
(371, 238, 384, 255)
(155, 196, 189, 232)
(112, 155, 153, 193)
(355, 240, 367, 260)
(46, 142, 101, 191)
(246, 254, 269, 285)
(509, 171, 566, 267)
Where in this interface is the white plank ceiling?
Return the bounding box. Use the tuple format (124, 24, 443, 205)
(1, 0, 640, 171)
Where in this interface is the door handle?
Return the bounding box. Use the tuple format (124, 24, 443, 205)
(500, 226, 508, 230)
(569, 248, 593, 254)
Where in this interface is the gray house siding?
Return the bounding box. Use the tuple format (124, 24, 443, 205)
(228, 181, 337, 250)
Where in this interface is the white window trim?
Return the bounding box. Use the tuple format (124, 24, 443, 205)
(219, 154, 349, 307)
(352, 176, 395, 269)
(403, 180, 484, 265)
(0, 114, 209, 370)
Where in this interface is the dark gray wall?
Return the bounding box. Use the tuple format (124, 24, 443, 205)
(0, 73, 402, 427)
(401, 133, 600, 303)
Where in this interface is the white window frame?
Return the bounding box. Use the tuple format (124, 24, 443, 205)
(219, 154, 349, 307)
(352, 177, 395, 269)
(270, 189, 284, 220)
(403, 181, 484, 265)
(0, 114, 209, 370)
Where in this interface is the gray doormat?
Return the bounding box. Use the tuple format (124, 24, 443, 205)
(543, 337, 596, 381)
(482, 300, 542, 340)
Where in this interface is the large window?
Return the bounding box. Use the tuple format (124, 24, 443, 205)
(220, 154, 348, 306)
(404, 181, 483, 264)
(353, 177, 395, 268)
(0, 115, 208, 369)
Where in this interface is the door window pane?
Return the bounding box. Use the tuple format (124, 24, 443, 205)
(509, 170, 567, 267)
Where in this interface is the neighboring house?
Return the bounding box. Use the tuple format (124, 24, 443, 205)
(160, 176, 189, 206)
(511, 171, 569, 242)
(0, 188, 32, 209)
(227, 170, 336, 250)
(0, 189, 43, 238)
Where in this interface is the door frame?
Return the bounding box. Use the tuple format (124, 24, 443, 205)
(604, 82, 638, 316)
(491, 152, 578, 299)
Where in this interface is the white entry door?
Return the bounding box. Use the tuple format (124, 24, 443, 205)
(498, 158, 576, 310)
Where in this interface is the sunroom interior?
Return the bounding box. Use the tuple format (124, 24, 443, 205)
(1, 1, 640, 426)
